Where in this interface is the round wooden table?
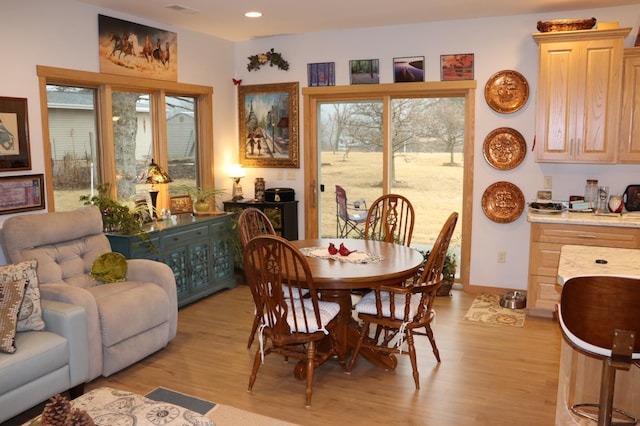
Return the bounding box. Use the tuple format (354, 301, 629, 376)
(292, 238, 423, 370)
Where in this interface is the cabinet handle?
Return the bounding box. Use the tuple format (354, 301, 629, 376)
(576, 234, 596, 239)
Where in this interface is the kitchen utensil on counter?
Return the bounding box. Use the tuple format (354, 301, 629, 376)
(624, 185, 640, 211)
(597, 185, 609, 213)
(608, 194, 623, 213)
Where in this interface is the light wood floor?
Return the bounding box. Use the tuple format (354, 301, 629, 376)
(79, 285, 562, 426)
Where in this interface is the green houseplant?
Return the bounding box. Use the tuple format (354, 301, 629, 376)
(80, 183, 156, 252)
(418, 248, 457, 296)
(175, 185, 226, 213)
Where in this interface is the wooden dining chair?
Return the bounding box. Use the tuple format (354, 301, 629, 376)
(243, 235, 345, 407)
(238, 207, 276, 247)
(346, 212, 458, 389)
(364, 193, 415, 246)
(558, 276, 640, 426)
(238, 207, 276, 349)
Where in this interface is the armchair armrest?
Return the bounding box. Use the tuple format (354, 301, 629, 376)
(126, 258, 178, 338)
(41, 299, 90, 386)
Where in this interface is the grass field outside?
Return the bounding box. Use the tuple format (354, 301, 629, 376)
(319, 151, 463, 257)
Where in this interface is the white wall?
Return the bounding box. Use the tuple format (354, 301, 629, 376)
(1, 0, 639, 291)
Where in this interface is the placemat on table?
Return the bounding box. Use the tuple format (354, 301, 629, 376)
(300, 247, 383, 264)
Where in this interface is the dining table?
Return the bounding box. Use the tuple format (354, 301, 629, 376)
(291, 238, 424, 371)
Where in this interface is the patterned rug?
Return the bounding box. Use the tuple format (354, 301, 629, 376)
(464, 293, 526, 327)
(146, 387, 298, 425)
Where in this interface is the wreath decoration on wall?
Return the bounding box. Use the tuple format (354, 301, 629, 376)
(247, 48, 290, 72)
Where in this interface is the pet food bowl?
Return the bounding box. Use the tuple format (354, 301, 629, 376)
(499, 291, 526, 309)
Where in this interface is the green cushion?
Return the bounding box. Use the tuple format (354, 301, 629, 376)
(90, 252, 128, 283)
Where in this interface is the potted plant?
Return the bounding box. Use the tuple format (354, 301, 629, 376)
(80, 183, 157, 252)
(418, 248, 457, 296)
(176, 185, 226, 213)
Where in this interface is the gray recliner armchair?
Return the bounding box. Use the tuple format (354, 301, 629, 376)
(0, 205, 177, 380)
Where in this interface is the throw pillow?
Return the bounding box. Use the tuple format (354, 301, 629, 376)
(0, 279, 28, 353)
(0, 259, 44, 332)
(90, 252, 128, 283)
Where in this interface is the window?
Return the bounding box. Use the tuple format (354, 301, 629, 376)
(38, 66, 214, 213)
(303, 81, 475, 288)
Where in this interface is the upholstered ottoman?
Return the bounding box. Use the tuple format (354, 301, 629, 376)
(25, 387, 214, 426)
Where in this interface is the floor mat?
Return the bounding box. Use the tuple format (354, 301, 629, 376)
(145, 387, 216, 415)
(464, 293, 525, 327)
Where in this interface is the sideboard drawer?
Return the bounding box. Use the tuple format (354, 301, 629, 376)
(161, 225, 208, 245)
(532, 223, 640, 248)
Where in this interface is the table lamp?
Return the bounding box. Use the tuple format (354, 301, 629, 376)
(144, 159, 172, 216)
(229, 163, 246, 201)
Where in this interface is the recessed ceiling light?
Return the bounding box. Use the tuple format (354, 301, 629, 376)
(245, 11, 262, 18)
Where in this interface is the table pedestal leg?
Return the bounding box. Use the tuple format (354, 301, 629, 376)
(320, 289, 398, 370)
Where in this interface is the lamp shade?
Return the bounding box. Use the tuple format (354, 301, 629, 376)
(228, 163, 246, 179)
(144, 159, 173, 185)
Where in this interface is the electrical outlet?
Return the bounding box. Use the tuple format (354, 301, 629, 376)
(497, 251, 506, 263)
(286, 170, 296, 180)
(543, 176, 553, 190)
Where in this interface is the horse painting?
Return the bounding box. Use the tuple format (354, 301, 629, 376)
(141, 35, 153, 62)
(109, 32, 134, 59)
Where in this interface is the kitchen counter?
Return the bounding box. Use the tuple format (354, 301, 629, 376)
(557, 244, 640, 285)
(554, 245, 640, 425)
(528, 210, 640, 227)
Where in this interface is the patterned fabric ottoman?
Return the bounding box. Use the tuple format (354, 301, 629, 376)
(26, 387, 214, 426)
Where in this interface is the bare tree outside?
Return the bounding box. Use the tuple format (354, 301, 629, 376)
(112, 91, 141, 200)
(319, 97, 464, 260)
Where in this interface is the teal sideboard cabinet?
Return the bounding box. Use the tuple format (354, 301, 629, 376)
(107, 213, 236, 307)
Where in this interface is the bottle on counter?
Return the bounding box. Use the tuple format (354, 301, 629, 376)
(584, 179, 598, 209)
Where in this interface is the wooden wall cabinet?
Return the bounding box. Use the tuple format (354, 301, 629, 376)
(107, 214, 236, 308)
(618, 47, 640, 163)
(223, 200, 299, 241)
(533, 28, 630, 163)
(527, 222, 640, 317)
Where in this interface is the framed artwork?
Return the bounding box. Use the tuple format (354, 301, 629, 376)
(0, 97, 31, 172)
(440, 54, 474, 81)
(0, 174, 45, 215)
(98, 14, 178, 81)
(349, 59, 380, 84)
(393, 56, 425, 83)
(170, 194, 193, 215)
(308, 62, 335, 87)
(238, 82, 299, 168)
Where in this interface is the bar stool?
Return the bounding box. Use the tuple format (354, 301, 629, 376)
(558, 276, 640, 426)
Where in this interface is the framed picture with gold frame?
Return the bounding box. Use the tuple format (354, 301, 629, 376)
(238, 82, 299, 168)
(170, 194, 193, 215)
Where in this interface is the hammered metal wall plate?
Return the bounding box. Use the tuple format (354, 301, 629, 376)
(481, 181, 525, 223)
(483, 127, 527, 170)
(484, 70, 529, 114)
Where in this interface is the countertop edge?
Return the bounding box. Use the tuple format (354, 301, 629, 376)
(527, 211, 640, 228)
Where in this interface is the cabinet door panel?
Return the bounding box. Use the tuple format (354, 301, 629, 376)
(619, 50, 640, 163)
(544, 47, 573, 155)
(578, 43, 617, 160)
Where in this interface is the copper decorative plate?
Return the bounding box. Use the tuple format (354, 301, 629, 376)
(484, 70, 529, 114)
(483, 127, 527, 170)
(481, 181, 525, 223)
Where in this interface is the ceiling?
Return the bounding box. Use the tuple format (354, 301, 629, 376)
(76, 0, 638, 42)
